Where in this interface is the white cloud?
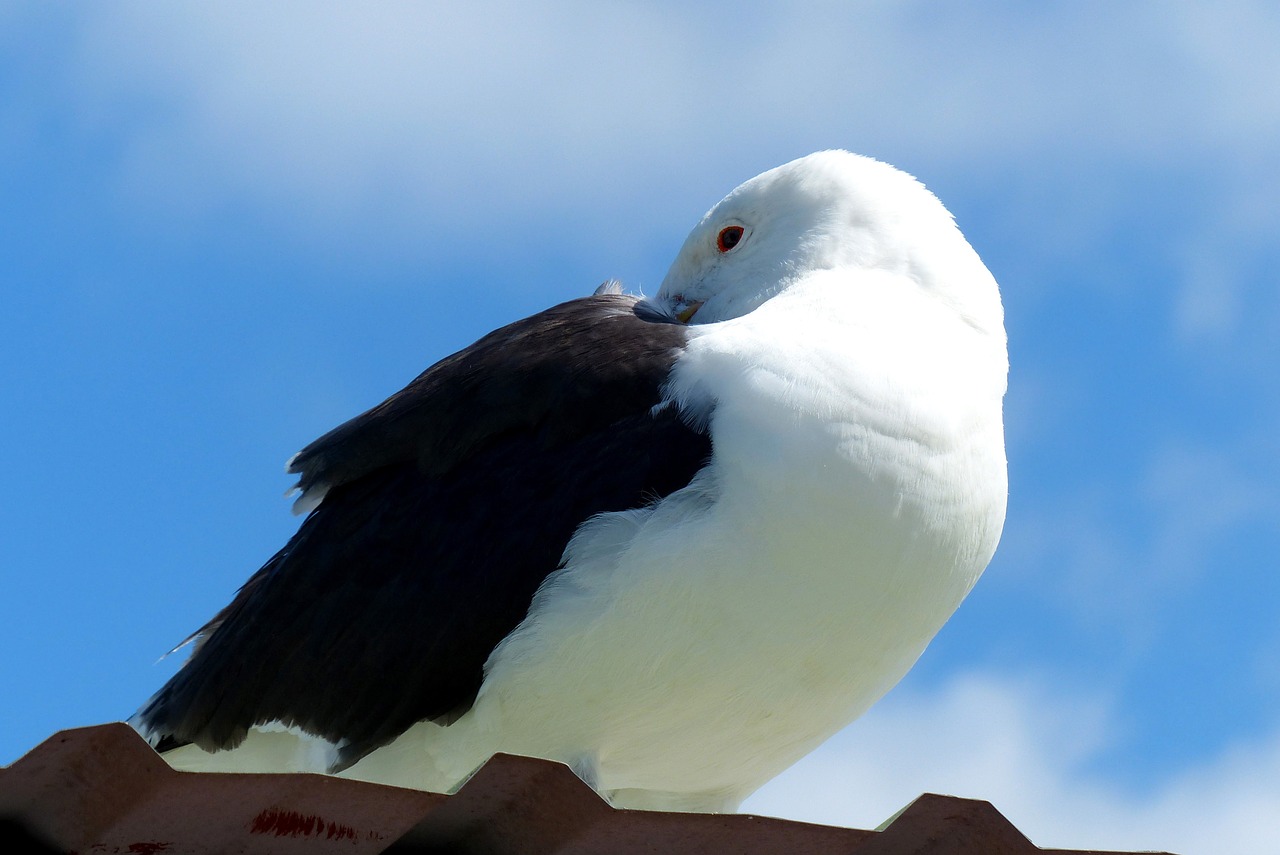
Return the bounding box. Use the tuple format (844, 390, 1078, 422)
(743, 671, 1280, 855)
(1168, 1, 1280, 146)
(37, 1, 1278, 257)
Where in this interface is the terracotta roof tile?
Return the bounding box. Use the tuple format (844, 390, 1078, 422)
(1, 724, 1178, 855)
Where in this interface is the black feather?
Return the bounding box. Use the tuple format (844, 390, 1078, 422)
(135, 294, 711, 768)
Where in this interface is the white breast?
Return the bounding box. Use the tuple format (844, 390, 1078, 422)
(439, 272, 1008, 810)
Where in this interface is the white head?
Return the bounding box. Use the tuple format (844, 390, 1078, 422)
(655, 150, 1003, 338)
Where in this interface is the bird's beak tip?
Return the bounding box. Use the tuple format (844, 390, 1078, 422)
(675, 300, 706, 324)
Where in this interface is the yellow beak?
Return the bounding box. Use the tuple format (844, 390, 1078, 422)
(675, 300, 705, 324)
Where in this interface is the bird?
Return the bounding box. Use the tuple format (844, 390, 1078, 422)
(129, 150, 1008, 813)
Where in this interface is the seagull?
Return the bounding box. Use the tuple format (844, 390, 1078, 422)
(130, 150, 1008, 812)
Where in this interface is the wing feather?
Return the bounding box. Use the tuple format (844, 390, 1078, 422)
(135, 295, 712, 768)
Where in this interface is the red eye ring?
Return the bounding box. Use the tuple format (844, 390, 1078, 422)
(716, 225, 745, 253)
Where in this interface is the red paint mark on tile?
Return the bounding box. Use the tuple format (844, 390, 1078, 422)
(250, 807, 360, 840)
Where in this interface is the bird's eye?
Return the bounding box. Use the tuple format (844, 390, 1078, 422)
(716, 226, 745, 253)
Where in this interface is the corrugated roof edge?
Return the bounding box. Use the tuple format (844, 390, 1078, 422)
(0, 723, 1179, 855)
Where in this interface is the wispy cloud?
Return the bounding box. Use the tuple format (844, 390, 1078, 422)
(744, 670, 1280, 855)
(28, 2, 1277, 253)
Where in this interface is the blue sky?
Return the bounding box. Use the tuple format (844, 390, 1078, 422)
(3, 3, 1277, 852)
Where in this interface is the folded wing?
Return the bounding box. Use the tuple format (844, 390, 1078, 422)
(134, 294, 712, 769)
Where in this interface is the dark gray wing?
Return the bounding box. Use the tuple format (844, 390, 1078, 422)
(134, 294, 711, 769)
(288, 293, 685, 504)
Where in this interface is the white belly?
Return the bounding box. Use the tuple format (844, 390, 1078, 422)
(466, 448, 998, 808)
